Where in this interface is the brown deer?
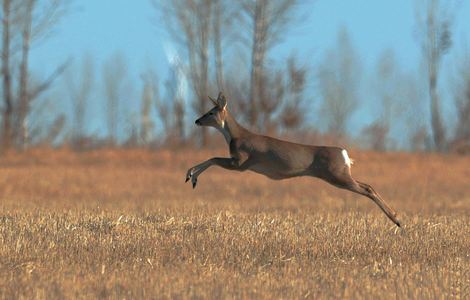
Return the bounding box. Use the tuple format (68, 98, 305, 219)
(186, 93, 401, 227)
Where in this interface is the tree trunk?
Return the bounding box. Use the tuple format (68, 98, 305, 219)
(213, 0, 225, 91)
(197, 0, 211, 146)
(2, 0, 13, 151)
(249, 0, 267, 130)
(174, 99, 185, 144)
(422, 0, 449, 152)
(18, 3, 33, 150)
(429, 72, 446, 151)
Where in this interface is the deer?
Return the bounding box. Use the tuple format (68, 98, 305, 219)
(185, 92, 401, 227)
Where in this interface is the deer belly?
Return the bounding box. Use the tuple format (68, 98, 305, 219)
(248, 161, 301, 180)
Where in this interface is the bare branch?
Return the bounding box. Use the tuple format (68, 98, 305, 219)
(29, 58, 70, 100)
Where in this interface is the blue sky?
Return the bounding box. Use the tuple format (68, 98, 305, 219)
(28, 0, 470, 142)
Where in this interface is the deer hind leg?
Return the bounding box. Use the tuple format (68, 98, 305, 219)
(352, 181, 400, 227)
(320, 169, 401, 227)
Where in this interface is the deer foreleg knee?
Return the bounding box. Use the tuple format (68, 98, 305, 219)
(210, 157, 245, 171)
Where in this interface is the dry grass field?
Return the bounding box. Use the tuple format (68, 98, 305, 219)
(0, 148, 468, 299)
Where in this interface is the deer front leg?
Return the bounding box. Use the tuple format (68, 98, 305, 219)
(185, 157, 241, 188)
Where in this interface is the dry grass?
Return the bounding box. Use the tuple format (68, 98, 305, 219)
(0, 148, 469, 299)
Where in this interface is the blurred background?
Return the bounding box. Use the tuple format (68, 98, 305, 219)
(1, 0, 469, 153)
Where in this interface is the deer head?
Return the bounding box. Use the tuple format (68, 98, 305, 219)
(195, 92, 228, 129)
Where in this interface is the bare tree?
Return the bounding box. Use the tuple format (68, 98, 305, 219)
(16, 0, 70, 149)
(26, 94, 66, 147)
(154, 62, 187, 144)
(280, 56, 307, 131)
(451, 51, 470, 150)
(415, 0, 455, 151)
(213, 0, 226, 90)
(1, 0, 14, 150)
(362, 49, 402, 151)
(16, 0, 34, 149)
(102, 53, 129, 145)
(139, 58, 185, 146)
(256, 55, 307, 134)
(317, 27, 361, 139)
(66, 55, 94, 149)
(241, 0, 303, 130)
(43, 114, 65, 145)
(211, 0, 239, 92)
(0, 0, 69, 149)
(140, 70, 156, 145)
(155, 0, 214, 146)
(401, 72, 429, 151)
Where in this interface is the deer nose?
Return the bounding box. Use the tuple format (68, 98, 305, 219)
(195, 119, 201, 125)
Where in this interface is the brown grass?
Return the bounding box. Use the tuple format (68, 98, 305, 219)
(0, 149, 469, 299)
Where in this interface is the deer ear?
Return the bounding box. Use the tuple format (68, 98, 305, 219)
(217, 92, 227, 109)
(208, 95, 218, 106)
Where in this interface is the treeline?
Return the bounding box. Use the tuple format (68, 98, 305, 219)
(1, 0, 470, 153)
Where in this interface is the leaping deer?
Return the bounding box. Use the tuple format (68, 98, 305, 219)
(186, 92, 401, 227)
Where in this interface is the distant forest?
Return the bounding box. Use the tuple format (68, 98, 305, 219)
(0, 0, 469, 153)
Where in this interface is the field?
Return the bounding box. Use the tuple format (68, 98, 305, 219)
(0, 148, 469, 299)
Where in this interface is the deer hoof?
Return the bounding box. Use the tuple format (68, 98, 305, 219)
(186, 168, 195, 182)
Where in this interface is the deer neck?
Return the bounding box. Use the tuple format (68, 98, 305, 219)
(218, 111, 244, 145)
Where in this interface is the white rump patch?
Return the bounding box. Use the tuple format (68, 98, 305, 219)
(342, 149, 354, 167)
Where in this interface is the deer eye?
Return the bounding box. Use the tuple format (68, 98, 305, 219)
(209, 112, 214, 115)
